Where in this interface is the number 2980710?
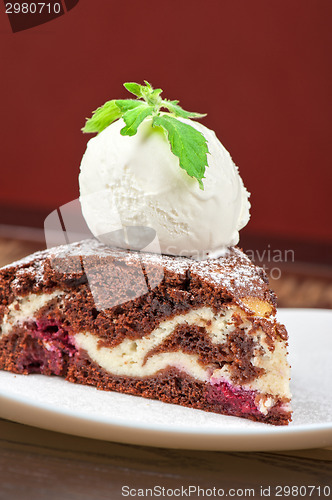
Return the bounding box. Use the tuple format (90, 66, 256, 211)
(5, 3, 62, 14)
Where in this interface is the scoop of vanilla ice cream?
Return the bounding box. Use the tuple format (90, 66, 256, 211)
(79, 117, 250, 259)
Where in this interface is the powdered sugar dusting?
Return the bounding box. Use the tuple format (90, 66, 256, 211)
(1, 239, 271, 304)
(191, 247, 265, 294)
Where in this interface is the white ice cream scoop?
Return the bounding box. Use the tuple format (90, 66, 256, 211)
(79, 117, 250, 259)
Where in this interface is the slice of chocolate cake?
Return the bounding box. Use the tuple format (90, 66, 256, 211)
(0, 239, 291, 425)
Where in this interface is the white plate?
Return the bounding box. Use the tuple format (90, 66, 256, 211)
(0, 309, 331, 451)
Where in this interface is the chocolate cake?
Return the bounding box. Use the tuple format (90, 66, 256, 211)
(0, 238, 291, 425)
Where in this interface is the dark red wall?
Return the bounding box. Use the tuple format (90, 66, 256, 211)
(1, 0, 331, 242)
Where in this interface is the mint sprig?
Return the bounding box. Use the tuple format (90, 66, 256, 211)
(82, 81, 209, 189)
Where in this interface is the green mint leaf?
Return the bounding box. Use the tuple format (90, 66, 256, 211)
(120, 104, 154, 136)
(141, 84, 162, 106)
(144, 81, 152, 90)
(115, 99, 145, 112)
(82, 100, 143, 134)
(151, 88, 162, 97)
(162, 99, 206, 119)
(123, 81, 162, 104)
(82, 100, 122, 133)
(152, 115, 209, 189)
(123, 82, 144, 98)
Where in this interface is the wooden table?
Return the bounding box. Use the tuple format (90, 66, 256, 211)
(0, 237, 331, 500)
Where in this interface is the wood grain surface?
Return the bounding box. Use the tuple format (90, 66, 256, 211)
(0, 419, 331, 500)
(0, 236, 331, 500)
